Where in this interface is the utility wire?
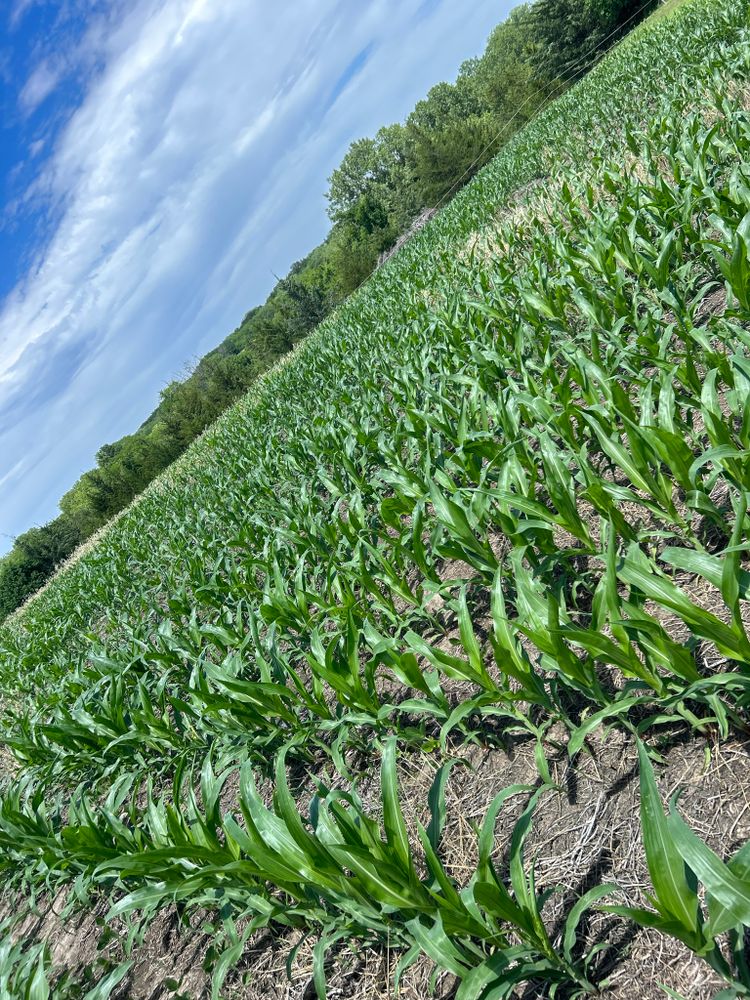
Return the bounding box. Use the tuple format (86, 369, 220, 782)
(428, 0, 662, 216)
(359, 0, 663, 287)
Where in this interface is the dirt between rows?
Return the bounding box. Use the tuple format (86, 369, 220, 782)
(4, 721, 748, 1000)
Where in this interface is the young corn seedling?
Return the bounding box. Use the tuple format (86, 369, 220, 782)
(455, 783, 613, 999)
(602, 740, 750, 998)
(618, 541, 750, 667)
(85, 744, 614, 999)
(0, 923, 131, 1000)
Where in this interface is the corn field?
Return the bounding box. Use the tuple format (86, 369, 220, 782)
(1, 0, 750, 996)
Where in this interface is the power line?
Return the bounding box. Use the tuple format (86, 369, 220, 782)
(428, 0, 662, 216)
(363, 0, 662, 285)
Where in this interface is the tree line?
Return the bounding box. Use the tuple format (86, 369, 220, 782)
(0, 0, 657, 620)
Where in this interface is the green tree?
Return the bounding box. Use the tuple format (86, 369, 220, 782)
(529, 0, 658, 80)
(327, 124, 415, 227)
(470, 5, 549, 127)
(409, 113, 499, 206)
(0, 515, 82, 619)
(406, 78, 485, 134)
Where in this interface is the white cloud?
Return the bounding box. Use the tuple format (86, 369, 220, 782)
(19, 59, 62, 114)
(9, 0, 37, 30)
(0, 458, 27, 493)
(0, 0, 509, 547)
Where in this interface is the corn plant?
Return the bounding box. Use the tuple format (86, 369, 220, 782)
(602, 740, 750, 998)
(0, 921, 131, 1000)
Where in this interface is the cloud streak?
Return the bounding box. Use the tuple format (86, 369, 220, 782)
(0, 0, 508, 550)
(19, 58, 62, 114)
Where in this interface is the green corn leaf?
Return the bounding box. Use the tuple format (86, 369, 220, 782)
(722, 492, 748, 634)
(456, 950, 564, 999)
(619, 544, 749, 659)
(416, 819, 467, 915)
(394, 944, 421, 993)
(405, 914, 472, 978)
(457, 941, 546, 997)
(490, 569, 548, 704)
(83, 961, 133, 1000)
(405, 630, 494, 692)
(107, 882, 174, 920)
(473, 878, 531, 931)
(661, 547, 750, 601)
(667, 803, 750, 934)
(457, 589, 489, 683)
(582, 411, 656, 496)
(568, 696, 647, 757)
(476, 784, 533, 879)
(707, 841, 750, 937)
(312, 927, 351, 1000)
(636, 740, 700, 934)
(658, 987, 692, 1000)
(26, 953, 50, 1000)
(426, 759, 461, 852)
(428, 482, 497, 572)
(273, 747, 337, 880)
(211, 933, 252, 1000)
(381, 737, 412, 873)
(508, 786, 549, 923)
(562, 883, 618, 963)
(440, 695, 512, 751)
(688, 444, 744, 484)
(326, 844, 424, 910)
(554, 625, 662, 691)
(599, 904, 699, 945)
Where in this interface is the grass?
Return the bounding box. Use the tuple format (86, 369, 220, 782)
(1, 0, 750, 995)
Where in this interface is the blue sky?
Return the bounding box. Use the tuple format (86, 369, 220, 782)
(0, 0, 511, 554)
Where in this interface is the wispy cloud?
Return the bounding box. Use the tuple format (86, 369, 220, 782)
(9, 0, 38, 30)
(0, 458, 27, 493)
(19, 58, 61, 114)
(0, 0, 507, 546)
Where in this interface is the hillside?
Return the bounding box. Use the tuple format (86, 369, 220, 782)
(1, 0, 750, 996)
(0, 0, 654, 623)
